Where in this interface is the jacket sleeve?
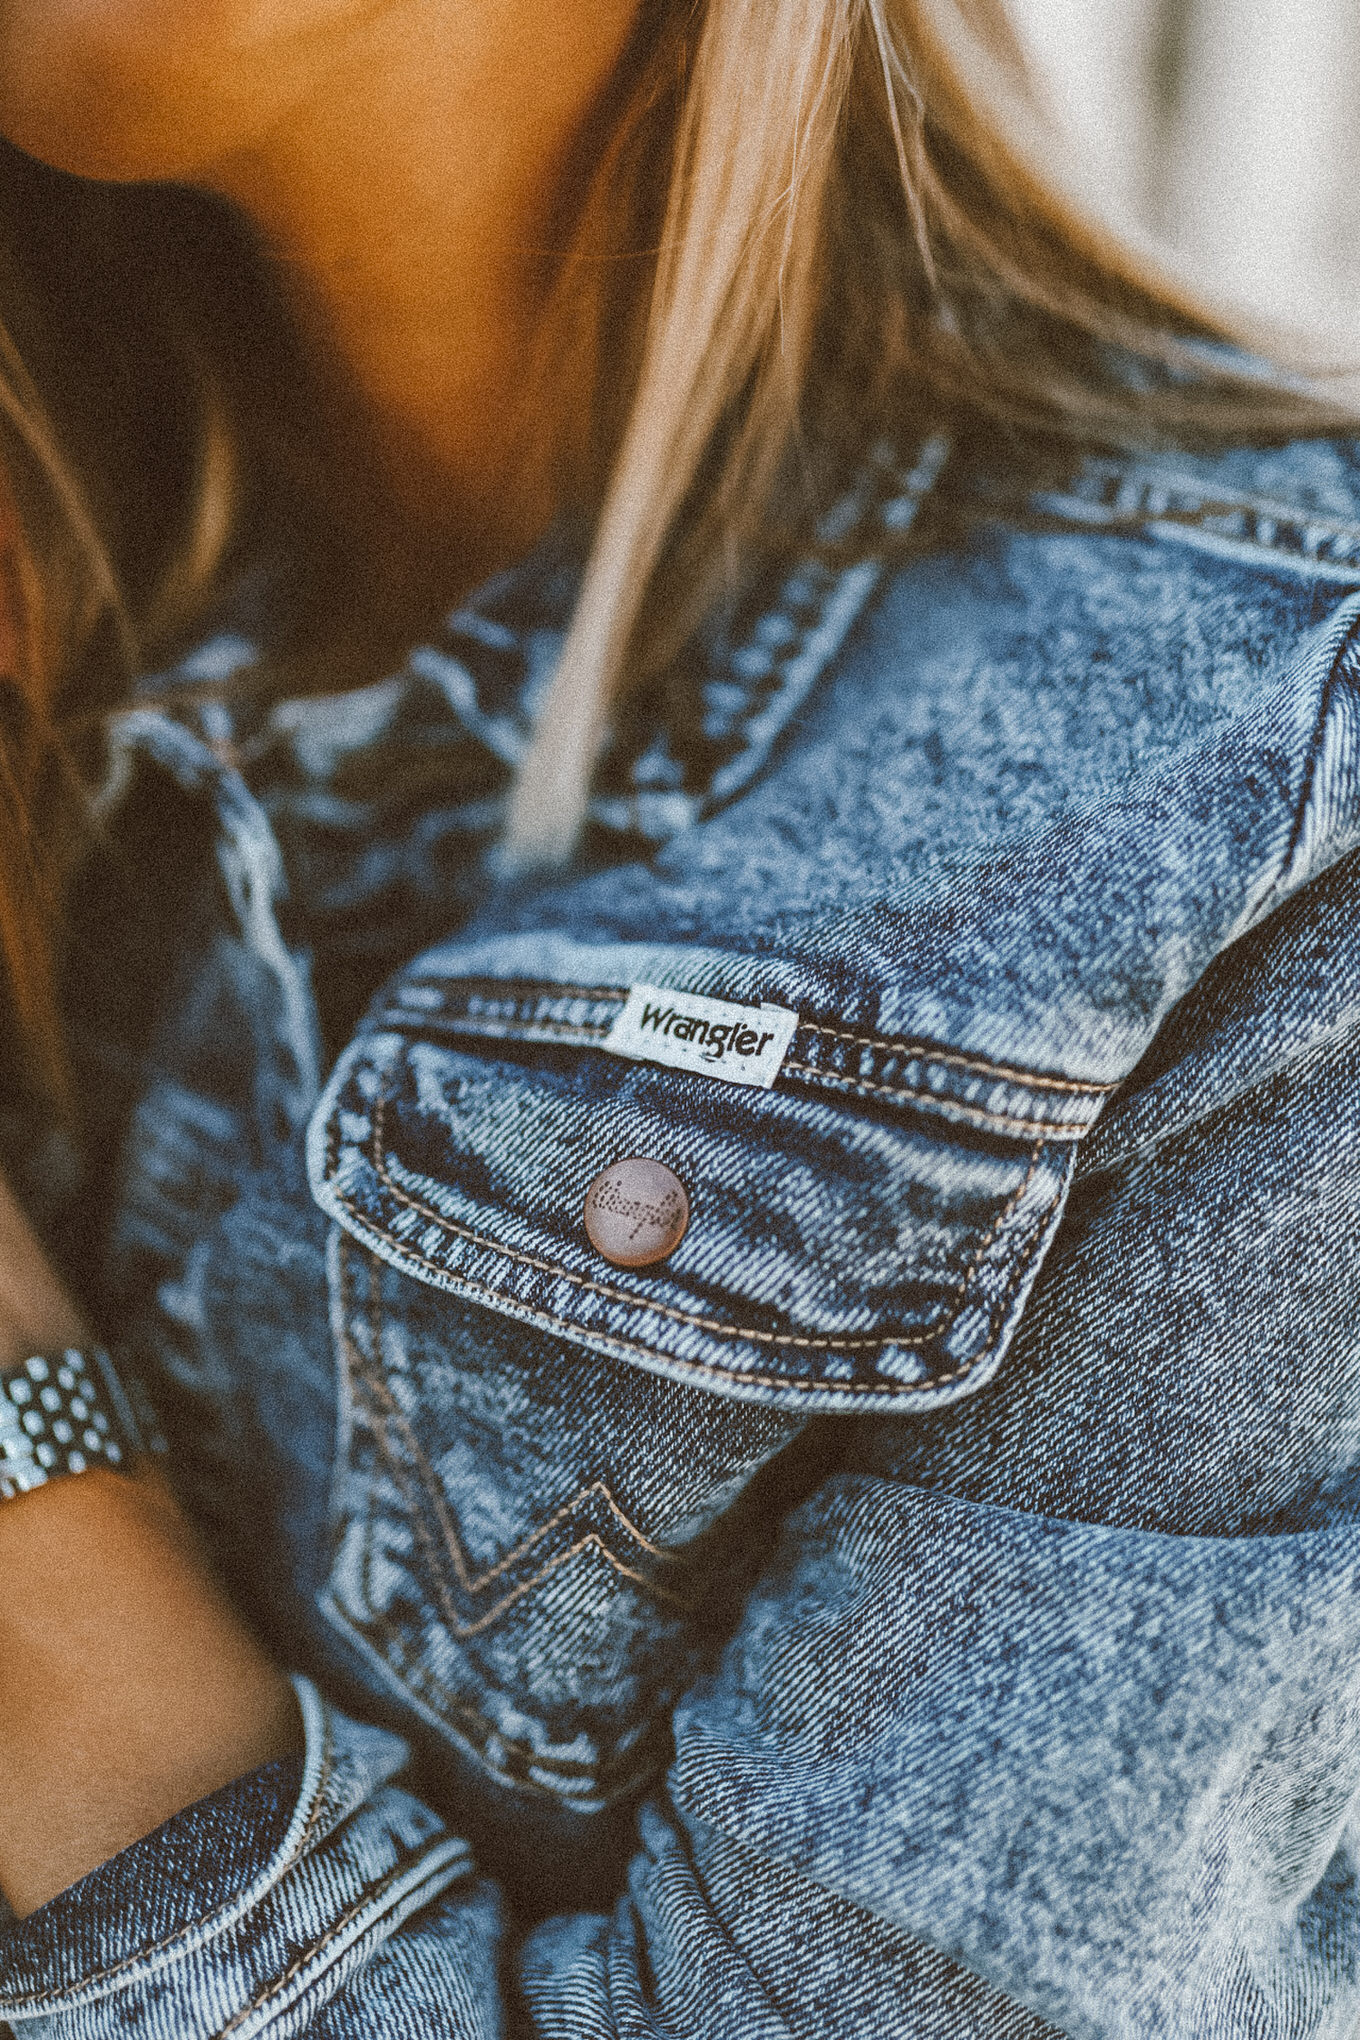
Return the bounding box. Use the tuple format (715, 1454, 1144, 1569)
(3, 1476, 1360, 2039)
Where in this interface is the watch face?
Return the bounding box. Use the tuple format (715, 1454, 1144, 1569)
(0, 1350, 131, 1499)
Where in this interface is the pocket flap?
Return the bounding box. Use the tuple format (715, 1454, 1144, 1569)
(307, 937, 1091, 1415)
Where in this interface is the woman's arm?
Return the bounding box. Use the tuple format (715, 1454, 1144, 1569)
(0, 1171, 298, 1917)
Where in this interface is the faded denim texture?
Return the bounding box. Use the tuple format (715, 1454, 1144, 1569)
(4, 427, 1360, 2034)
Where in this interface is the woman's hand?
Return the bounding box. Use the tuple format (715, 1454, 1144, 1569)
(0, 1174, 298, 1918)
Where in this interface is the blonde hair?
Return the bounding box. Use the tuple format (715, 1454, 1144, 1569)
(0, 0, 1351, 1091)
(506, 0, 1352, 861)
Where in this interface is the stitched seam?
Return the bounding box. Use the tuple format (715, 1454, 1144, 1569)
(356, 1237, 684, 1582)
(340, 1241, 690, 1635)
(351, 1240, 542, 1641)
(409, 1019, 613, 1043)
(367, 1091, 910, 1349)
(961, 468, 1360, 549)
(1082, 475, 1360, 544)
(950, 1138, 1045, 1269)
(398, 980, 1114, 1098)
(938, 497, 1360, 587)
(344, 1249, 509, 1648)
(213, 1846, 441, 2039)
(360, 1084, 1042, 1351)
(708, 441, 948, 741)
(361, 1369, 643, 1638)
(343, 1163, 1062, 1398)
(352, 1618, 668, 1801)
(796, 1019, 1114, 1094)
(709, 472, 895, 738)
(394, 1020, 1092, 1131)
(359, 1369, 694, 1633)
(780, 1060, 1090, 1137)
(332, 1583, 665, 1792)
(4, 1716, 336, 2010)
(340, 1094, 1048, 1386)
(401, 978, 622, 1003)
(1262, 602, 1360, 916)
(329, 1243, 682, 1794)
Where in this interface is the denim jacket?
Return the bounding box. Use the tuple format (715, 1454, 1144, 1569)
(4, 423, 1360, 2038)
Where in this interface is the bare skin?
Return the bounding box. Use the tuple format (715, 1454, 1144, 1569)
(0, 0, 644, 1913)
(0, 1174, 298, 1915)
(0, 0, 642, 572)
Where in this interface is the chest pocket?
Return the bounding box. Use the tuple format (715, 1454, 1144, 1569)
(310, 941, 1089, 1412)
(308, 933, 1092, 1843)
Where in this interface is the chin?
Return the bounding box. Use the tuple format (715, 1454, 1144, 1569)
(0, 115, 177, 186)
(0, 12, 243, 184)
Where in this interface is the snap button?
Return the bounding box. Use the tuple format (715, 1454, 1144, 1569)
(583, 1157, 689, 1268)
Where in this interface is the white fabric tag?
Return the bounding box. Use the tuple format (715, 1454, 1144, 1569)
(603, 984, 799, 1089)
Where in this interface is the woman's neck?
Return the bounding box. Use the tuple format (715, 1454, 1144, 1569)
(209, 0, 643, 581)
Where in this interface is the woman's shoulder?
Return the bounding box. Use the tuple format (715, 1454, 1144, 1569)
(825, 421, 1360, 916)
(754, 422, 1360, 770)
(303, 426, 1360, 1445)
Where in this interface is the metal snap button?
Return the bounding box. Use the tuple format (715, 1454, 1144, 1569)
(583, 1157, 690, 1268)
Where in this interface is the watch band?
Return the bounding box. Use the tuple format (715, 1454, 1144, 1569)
(0, 1348, 150, 1501)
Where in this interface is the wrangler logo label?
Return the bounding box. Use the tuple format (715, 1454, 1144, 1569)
(603, 983, 798, 1089)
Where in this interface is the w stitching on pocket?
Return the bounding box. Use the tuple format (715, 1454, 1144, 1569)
(336, 1234, 694, 1637)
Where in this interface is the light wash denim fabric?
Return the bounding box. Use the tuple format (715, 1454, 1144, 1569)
(4, 425, 1360, 2036)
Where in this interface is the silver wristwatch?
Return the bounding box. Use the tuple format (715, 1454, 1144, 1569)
(0, 1348, 155, 1501)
